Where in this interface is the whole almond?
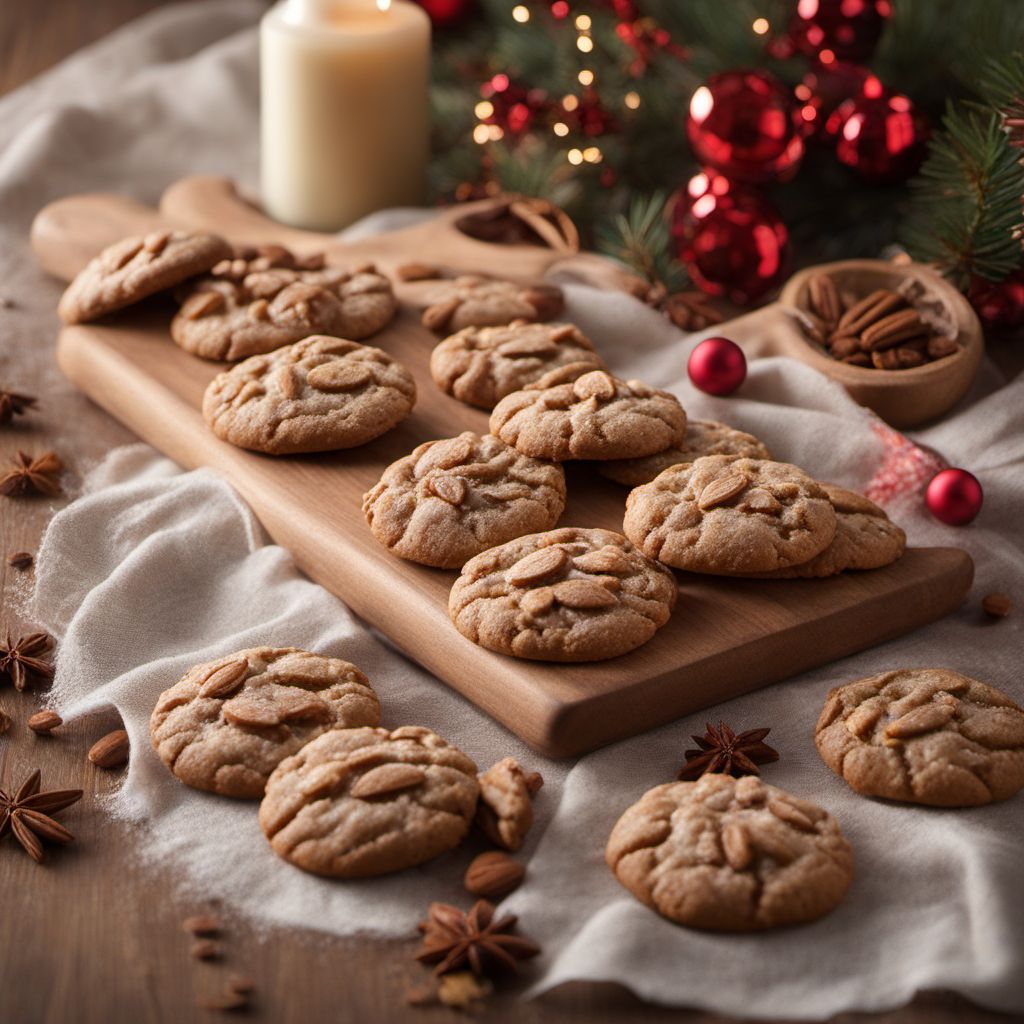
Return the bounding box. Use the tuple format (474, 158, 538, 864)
(698, 472, 748, 511)
(198, 659, 249, 699)
(572, 370, 616, 402)
(767, 798, 816, 832)
(7, 551, 33, 570)
(464, 851, 525, 898)
(721, 821, 753, 871)
(551, 578, 617, 609)
(88, 729, 130, 769)
(573, 546, 632, 575)
(523, 770, 544, 795)
(422, 297, 460, 332)
(183, 913, 223, 936)
(884, 702, 956, 741)
(429, 475, 467, 506)
(306, 361, 373, 393)
(507, 546, 567, 587)
(28, 709, 62, 734)
(982, 592, 1012, 618)
(191, 939, 222, 961)
(181, 289, 225, 320)
(396, 261, 441, 281)
(350, 762, 426, 799)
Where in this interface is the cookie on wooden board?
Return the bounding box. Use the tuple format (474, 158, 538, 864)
(420, 274, 565, 333)
(449, 527, 677, 662)
(258, 726, 480, 877)
(203, 334, 416, 455)
(605, 774, 854, 931)
(490, 370, 687, 462)
(363, 432, 566, 569)
(816, 668, 1024, 806)
(149, 647, 380, 799)
(430, 320, 606, 409)
(58, 230, 232, 324)
(623, 455, 836, 574)
(600, 420, 771, 487)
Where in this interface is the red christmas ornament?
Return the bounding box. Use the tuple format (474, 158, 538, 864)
(412, 0, 475, 29)
(925, 468, 983, 526)
(566, 88, 617, 137)
(672, 171, 790, 305)
(825, 79, 929, 183)
(794, 62, 871, 139)
(479, 75, 549, 136)
(968, 271, 1024, 332)
(788, 0, 891, 64)
(688, 337, 748, 396)
(687, 70, 805, 183)
(615, 15, 687, 76)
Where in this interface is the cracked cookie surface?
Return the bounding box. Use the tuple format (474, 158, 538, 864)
(258, 726, 479, 877)
(172, 262, 397, 360)
(815, 668, 1024, 806)
(605, 774, 853, 931)
(363, 432, 566, 569)
(59, 230, 231, 324)
(623, 455, 836, 574)
(475, 757, 541, 851)
(448, 526, 677, 662)
(600, 420, 771, 487)
(203, 334, 416, 454)
(430, 321, 606, 409)
(420, 275, 564, 333)
(149, 647, 380, 799)
(490, 370, 687, 462)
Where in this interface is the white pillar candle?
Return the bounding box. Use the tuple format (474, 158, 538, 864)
(260, 0, 431, 231)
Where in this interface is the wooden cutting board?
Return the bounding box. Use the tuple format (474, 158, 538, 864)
(31, 177, 974, 757)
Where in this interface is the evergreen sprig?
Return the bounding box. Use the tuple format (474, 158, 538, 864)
(597, 191, 687, 291)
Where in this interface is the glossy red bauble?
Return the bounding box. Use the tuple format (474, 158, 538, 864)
(968, 271, 1024, 332)
(412, 0, 475, 28)
(794, 62, 872, 139)
(479, 75, 549, 136)
(925, 469, 983, 526)
(687, 70, 804, 183)
(687, 337, 748, 396)
(788, 0, 891, 63)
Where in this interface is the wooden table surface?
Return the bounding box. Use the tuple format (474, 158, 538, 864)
(0, 3, 1014, 1022)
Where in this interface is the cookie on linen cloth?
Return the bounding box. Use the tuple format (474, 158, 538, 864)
(475, 756, 542, 851)
(258, 726, 480, 877)
(490, 370, 687, 462)
(815, 668, 1024, 807)
(58, 230, 231, 324)
(203, 335, 416, 455)
(149, 647, 380, 799)
(362, 432, 566, 569)
(749, 483, 905, 578)
(430, 320, 606, 409)
(623, 455, 836, 574)
(448, 526, 677, 662)
(171, 263, 397, 361)
(420, 274, 565, 333)
(600, 419, 771, 487)
(605, 774, 853, 931)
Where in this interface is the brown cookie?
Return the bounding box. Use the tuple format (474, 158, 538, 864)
(421, 275, 564, 333)
(172, 263, 397, 361)
(449, 527, 677, 662)
(600, 420, 771, 487)
(623, 456, 837, 574)
(430, 321, 606, 410)
(258, 726, 480, 877)
(475, 757, 542, 851)
(490, 370, 687, 462)
(58, 230, 232, 324)
(149, 647, 380, 799)
(362, 432, 566, 569)
(605, 774, 854, 931)
(203, 335, 416, 455)
(815, 668, 1024, 806)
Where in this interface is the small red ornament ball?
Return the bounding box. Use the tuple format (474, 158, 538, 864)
(788, 0, 891, 63)
(794, 62, 871, 139)
(926, 468, 983, 526)
(968, 271, 1024, 332)
(412, 0, 474, 29)
(687, 70, 805, 183)
(688, 337, 747, 396)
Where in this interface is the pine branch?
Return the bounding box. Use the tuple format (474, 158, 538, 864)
(596, 191, 687, 291)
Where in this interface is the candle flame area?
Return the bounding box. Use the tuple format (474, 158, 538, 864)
(376, 0, 391, 10)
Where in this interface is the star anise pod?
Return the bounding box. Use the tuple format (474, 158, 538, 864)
(678, 722, 780, 781)
(0, 768, 83, 863)
(416, 900, 540, 977)
(0, 451, 62, 497)
(0, 631, 54, 691)
(0, 388, 36, 426)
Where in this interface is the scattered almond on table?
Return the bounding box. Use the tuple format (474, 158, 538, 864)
(28, 709, 62, 734)
(982, 592, 1012, 618)
(88, 728, 129, 769)
(464, 851, 526, 899)
(183, 913, 224, 937)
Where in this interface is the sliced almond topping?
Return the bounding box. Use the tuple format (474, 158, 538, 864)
(767, 798, 816, 832)
(496, 335, 558, 358)
(306, 361, 373, 393)
(274, 365, 301, 400)
(549, 325, 579, 343)
(180, 289, 225, 320)
(418, 436, 473, 473)
(742, 488, 782, 515)
(350, 762, 426, 799)
(845, 703, 882, 739)
(222, 695, 282, 728)
(143, 230, 171, 255)
(507, 547, 568, 587)
(572, 370, 616, 402)
(551, 579, 617, 609)
(884, 701, 956, 740)
(733, 776, 767, 805)
(573, 546, 632, 575)
(721, 821, 753, 871)
(104, 238, 143, 272)
(422, 296, 461, 332)
(698, 472, 748, 511)
(429, 475, 467, 506)
(520, 587, 555, 616)
(199, 659, 249, 699)
(248, 298, 270, 322)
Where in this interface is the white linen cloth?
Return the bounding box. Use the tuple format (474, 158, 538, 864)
(4, 3, 1022, 1016)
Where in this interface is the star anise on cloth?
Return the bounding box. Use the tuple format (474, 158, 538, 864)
(0, 388, 36, 426)
(416, 900, 541, 977)
(0, 769, 83, 863)
(0, 451, 62, 497)
(0, 632, 54, 691)
(678, 722, 780, 781)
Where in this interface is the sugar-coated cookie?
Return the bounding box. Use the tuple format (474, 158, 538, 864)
(420, 274, 564, 333)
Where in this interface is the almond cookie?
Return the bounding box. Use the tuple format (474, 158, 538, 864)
(490, 370, 687, 462)
(172, 263, 397, 361)
(58, 230, 231, 324)
(600, 420, 771, 487)
(149, 647, 380, 799)
(362, 432, 566, 569)
(475, 757, 543, 851)
(258, 726, 480, 877)
(430, 321, 606, 409)
(815, 669, 1024, 806)
(449, 527, 677, 662)
(749, 483, 905, 578)
(203, 335, 416, 455)
(605, 774, 853, 931)
(420, 274, 564, 333)
(623, 455, 836, 574)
